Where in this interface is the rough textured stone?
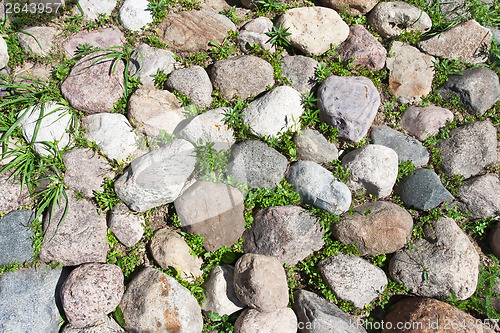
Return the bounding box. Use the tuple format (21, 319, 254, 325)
(174, 181, 245, 251)
(0, 266, 63, 333)
(386, 41, 435, 104)
(39, 191, 109, 266)
(17, 26, 57, 56)
(61, 263, 124, 328)
(318, 75, 380, 142)
(78, 0, 116, 20)
(243, 205, 324, 265)
(234, 308, 298, 333)
(119, 0, 153, 31)
(242, 86, 304, 137)
(294, 129, 338, 164)
(437, 67, 500, 116)
(166, 66, 213, 108)
(64, 28, 124, 57)
(336, 25, 387, 71)
(158, 10, 236, 51)
(371, 125, 430, 167)
(390, 217, 479, 300)
(0, 36, 8, 69)
(114, 139, 196, 212)
(281, 55, 318, 94)
(108, 203, 145, 247)
(293, 290, 367, 333)
(383, 297, 494, 333)
(401, 105, 454, 141)
(333, 201, 413, 255)
(419, 20, 492, 64)
(201, 265, 245, 316)
(396, 168, 454, 211)
(83, 113, 139, 161)
(0, 173, 30, 213)
(63, 148, 112, 198)
(458, 174, 500, 218)
(62, 317, 125, 333)
(120, 267, 203, 333)
(234, 254, 289, 312)
(61, 52, 125, 114)
(127, 86, 184, 137)
(342, 144, 399, 198)
(286, 160, 351, 214)
(320, 0, 377, 15)
(238, 17, 275, 52)
(319, 253, 388, 308)
(227, 140, 288, 190)
(0, 210, 35, 266)
(277, 7, 349, 56)
(209, 55, 274, 100)
(436, 120, 497, 179)
(368, 2, 432, 38)
(130, 43, 177, 87)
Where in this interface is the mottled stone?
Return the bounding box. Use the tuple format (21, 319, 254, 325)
(0, 210, 35, 266)
(294, 129, 338, 164)
(400, 105, 454, 141)
(320, 0, 377, 15)
(78, 0, 116, 20)
(237, 17, 275, 52)
(17, 26, 57, 56)
(0, 173, 30, 213)
(458, 174, 500, 218)
(108, 203, 145, 247)
(119, 0, 153, 31)
(64, 28, 124, 57)
(129, 43, 177, 87)
(201, 265, 245, 316)
(281, 55, 319, 94)
(166, 66, 213, 108)
(234, 308, 298, 333)
(62, 317, 125, 333)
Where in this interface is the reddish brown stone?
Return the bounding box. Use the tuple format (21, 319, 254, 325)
(337, 25, 387, 71)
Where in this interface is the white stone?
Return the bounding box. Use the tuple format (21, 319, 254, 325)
(78, 0, 116, 20)
(202, 265, 245, 316)
(17, 27, 58, 57)
(119, 0, 153, 31)
(0, 36, 8, 69)
(130, 44, 177, 87)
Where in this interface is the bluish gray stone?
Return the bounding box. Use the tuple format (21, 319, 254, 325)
(370, 126, 429, 167)
(293, 128, 338, 164)
(286, 160, 351, 214)
(396, 168, 454, 211)
(0, 210, 35, 266)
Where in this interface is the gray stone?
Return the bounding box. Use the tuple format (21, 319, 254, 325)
(294, 129, 338, 164)
(39, 191, 109, 266)
(127, 86, 184, 137)
(83, 113, 139, 161)
(419, 20, 492, 64)
(130, 43, 177, 87)
(0, 266, 63, 333)
(120, 267, 203, 333)
(490, 26, 500, 43)
(234, 254, 289, 312)
(438, 67, 500, 116)
(209, 55, 274, 100)
(114, 139, 196, 212)
(286, 160, 351, 214)
(458, 174, 500, 218)
(281, 55, 318, 94)
(293, 289, 367, 333)
(371, 125, 430, 167)
(18, 102, 74, 157)
(389, 217, 479, 300)
(201, 265, 245, 316)
(436, 120, 497, 178)
(238, 17, 275, 52)
(17, 26, 58, 56)
(62, 317, 125, 333)
(395, 168, 454, 211)
(77, 0, 116, 20)
(243, 205, 324, 265)
(0, 210, 35, 266)
(61, 263, 124, 328)
(242, 86, 304, 137)
(400, 105, 454, 141)
(150, 228, 203, 281)
(119, 0, 153, 31)
(64, 28, 124, 58)
(227, 140, 288, 190)
(277, 7, 349, 56)
(319, 253, 388, 308)
(318, 75, 380, 142)
(333, 201, 413, 255)
(320, 0, 377, 15)
(234, 308, 298, 333)
(166, 66, 213, 109)
(367, 2, 432, 38)
(0, 36, 8, 69)
(0, 173, 31, 213)
(108, 203, 145, 247)
(63, 149, 112, 198)
(174, 181, 245, 251)
(342, 144, 399, 198)
(386, 41, 435, 104)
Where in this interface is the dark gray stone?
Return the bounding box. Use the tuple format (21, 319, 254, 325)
(0, 210, 35, 266)
(281, 55, 319, 94)
(458, 174, 500, 218)
(396, 168, 454, 211)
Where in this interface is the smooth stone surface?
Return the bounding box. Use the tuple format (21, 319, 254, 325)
(166, 66, 213, 109)
(318, 75, 380, 142)
(64, 28, 124, 57)
(0, 36, 8, 68)
(0, 210, 35, 265)
(234, 308, 298, 333)
(108, 203, 145, 247)
(277, 7, 349, 56)
(386, 41, 435, 104)
(458, 174, 500, 218)
(130, 43, 177, 87)
(119, 0, 153, 31)
(17, 26, 57, 56)
(320, 0, 377, 15)
(281, 55, 319, 94)
(201, 265, 245, 316)
(242, 86, 304, 137)
(396, 168, 454, 211)
(400, 105, 454, 141)
(237, 17, 275, 52)
(78, 0, 116, 20)
(371, 125, 430, 167)
(286, 160, 351, 214)
(243, 205, 324, 265)
(294, 129, 338, 164)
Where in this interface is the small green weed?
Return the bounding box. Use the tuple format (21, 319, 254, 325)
(203, 312, 237, 333)
(208, 36, 238, 61)
(219, 6, 243, 25)
(106, 230, 142, 279)
(397, 160, 416, 181)
(329, 160, 350, 183)
(147, 0, 173, 22)
(151, 68, 170, 89)
(93, 177, 121, 214)
(193, 139, 232, 183)
(265, 23, 292, 48)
